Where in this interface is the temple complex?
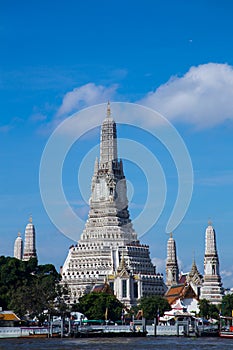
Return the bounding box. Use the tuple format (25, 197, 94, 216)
(61, 103, 167, 306)
(165, 227, 224, 304)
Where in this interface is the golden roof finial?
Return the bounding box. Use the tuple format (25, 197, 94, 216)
(29, 215, 33, 223)
(18, 231, 21, 237)
(118, 250, 127, 272)
(107, 101, 111, 118)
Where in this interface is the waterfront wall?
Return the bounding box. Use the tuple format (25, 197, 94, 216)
(0, 327, 21, 338)
(146, 325, 183, 336)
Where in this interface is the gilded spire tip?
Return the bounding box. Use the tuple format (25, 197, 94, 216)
(29, 215, 33, 223)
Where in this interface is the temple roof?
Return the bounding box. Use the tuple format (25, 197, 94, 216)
(92, 283, 113, 295)
(186, 260, 203, 285)
(117, 252, 131, 277)
(165, 283, 198, 305)
(0, 311, 21, 321)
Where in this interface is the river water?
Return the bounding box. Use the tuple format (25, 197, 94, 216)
(0, 337, 233, 350)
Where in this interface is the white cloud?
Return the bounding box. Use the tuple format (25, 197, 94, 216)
(0, 117, 23, 133)
(39, 62, 233, 135)
(221, 269, 233, 288)
(139, 63, 233, 128)
(37, 83, 118, 135)
(221, 270, 233, 278)
(0, 124, 13, 133)
(30, 113, 47, 122)
(197, 171, 233, 187)
(56, 83, 118, 117)
(152, 257, 166, 273)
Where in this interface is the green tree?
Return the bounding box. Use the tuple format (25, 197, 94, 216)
(76, 292, 123, 321)
(198, 299, 210, 318)
(138, 296, 171, 320)
(198, 299, 219, 319)
(0, 256, 63, 322)
(221, 294, 233, 317)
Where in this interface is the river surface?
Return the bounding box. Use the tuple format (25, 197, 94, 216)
(1, 337, 233, 350)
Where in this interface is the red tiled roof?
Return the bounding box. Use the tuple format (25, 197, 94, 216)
(165, 284, 197, 305)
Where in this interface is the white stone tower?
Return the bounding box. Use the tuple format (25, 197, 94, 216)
(14, 232, 23, 260)
(166, 233, 179, 287)
(23, 216, 37, 261)
(61, 103, 166, 306)
(200, 222, 223, 304)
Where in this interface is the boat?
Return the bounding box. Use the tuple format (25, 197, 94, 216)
(219, 316, 233, 338)
(20, 326, 61, 338)
(72, 319, 147, 338)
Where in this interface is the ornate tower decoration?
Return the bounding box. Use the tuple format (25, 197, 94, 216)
(166, 233, 179, 287)
(186, 257, 203, 298)
(200, 221, 223, 304)
(61, 103, 166, 306)
(23, 216, 37, 261)
(14, 232, 23, 260)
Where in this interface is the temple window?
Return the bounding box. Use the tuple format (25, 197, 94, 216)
(122, 280, 127, 298)
(134, 282, 138, 298)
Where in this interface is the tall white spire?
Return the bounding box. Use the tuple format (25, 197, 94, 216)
(99, 102, 118, 166)
(166, 233, 179, 286)
(86, 102, 134, 242)
(200, 222, 223, 304)
(23, 216, 37, 261)
(204, 221, 218, 256)
(14, 232, 23, 260)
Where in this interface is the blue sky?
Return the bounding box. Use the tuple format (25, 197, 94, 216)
(1, 1, 233, 287)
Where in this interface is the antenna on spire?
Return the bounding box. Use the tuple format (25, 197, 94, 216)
(107, 101, 111, 118)
(170, 232, 173, 238)
(208, 218, 212, 226)
(29, 215, 33, 223)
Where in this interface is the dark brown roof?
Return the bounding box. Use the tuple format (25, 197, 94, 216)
(92, 283, 113, 295)
(179, 274, 187, 284)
